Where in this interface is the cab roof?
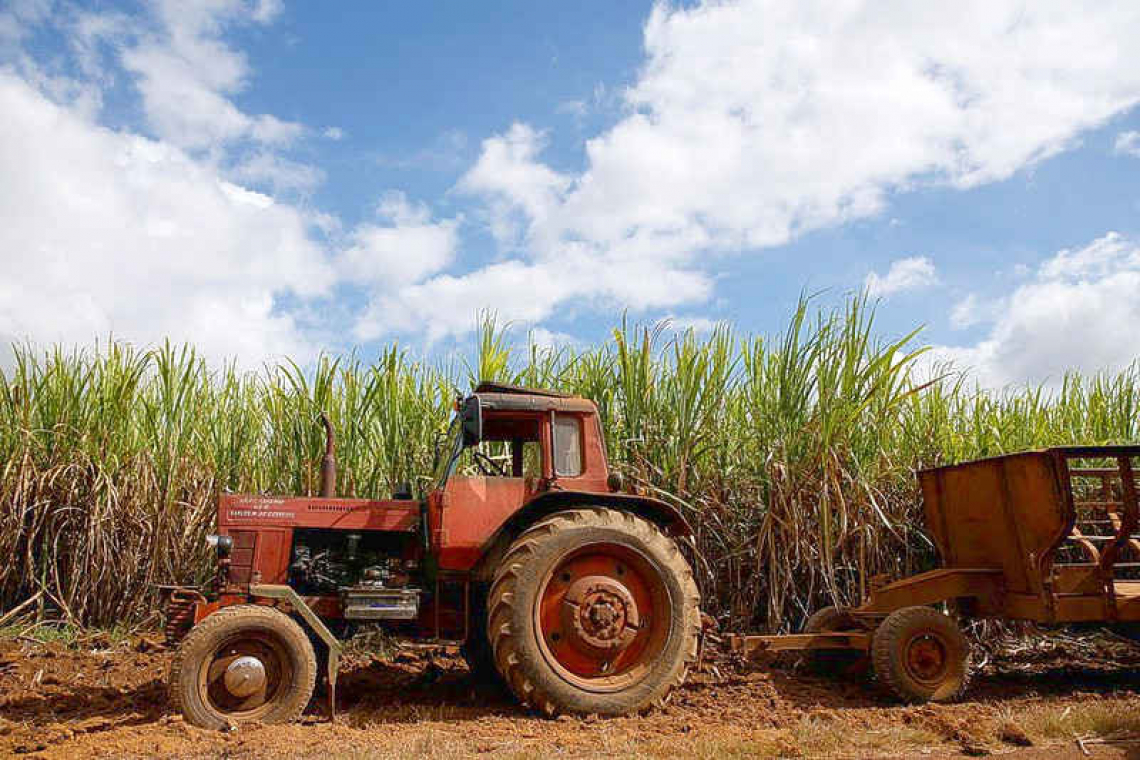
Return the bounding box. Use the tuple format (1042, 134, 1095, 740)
(472, 381, 597, 414)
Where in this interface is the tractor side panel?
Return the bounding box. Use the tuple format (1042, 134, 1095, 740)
(433, 476, 534, 570)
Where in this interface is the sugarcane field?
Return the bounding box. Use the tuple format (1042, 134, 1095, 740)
(5, 1, 1140, 758)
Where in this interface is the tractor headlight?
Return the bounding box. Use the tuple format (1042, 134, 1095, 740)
(206, 534, 233, 558)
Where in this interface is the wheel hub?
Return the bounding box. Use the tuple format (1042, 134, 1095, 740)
(906, 635, 948, 683)
(223, 654, 267, 698)
(562, 575, 640, 652)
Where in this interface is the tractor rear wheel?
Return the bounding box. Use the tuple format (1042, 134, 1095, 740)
(487, 508, 700, 716)
(871, 605, 970, 703)
(802, 605, 865, 676)
(170, 605, 317, 729)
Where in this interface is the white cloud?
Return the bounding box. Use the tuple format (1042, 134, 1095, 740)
(456, 123, 571, 247)
(0, 0, 49, 48)
(231, 151, 326, 193)
(865, 257, 938, 298)
(1115, 131, 1140, 158)
(391, 0, 1140, 340)
(932, 233, 1140, 387)
(345, 193, 462, 341)
(343, 192, 460, 288)
(99, 0, 304, 152)
(950, 294, 981, 329)
(7, 0, 1140, 357)
(0, 71, 333, 365)
(528, 327, 578, 350)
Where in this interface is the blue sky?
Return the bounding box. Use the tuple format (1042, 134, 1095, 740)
(2, 0, 1140, 386)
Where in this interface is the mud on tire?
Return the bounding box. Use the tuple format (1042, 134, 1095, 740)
(487, 508, 701, 716)
(871, 605, 971, 703)
(170, 604, 317, 730)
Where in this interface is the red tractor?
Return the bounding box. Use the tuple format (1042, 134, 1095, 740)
(164, 383, 701, 728)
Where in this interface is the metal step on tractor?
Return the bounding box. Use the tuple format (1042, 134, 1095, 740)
(162, 382, 702, 729)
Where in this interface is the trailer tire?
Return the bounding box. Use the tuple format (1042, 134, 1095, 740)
(170, 605, 317, 729)
(802, 605, 865, 676)
(871, 606, 970, 703)
(487, 508, 700, 716)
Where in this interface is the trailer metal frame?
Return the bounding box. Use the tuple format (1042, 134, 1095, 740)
(730, 446, 1140, 697)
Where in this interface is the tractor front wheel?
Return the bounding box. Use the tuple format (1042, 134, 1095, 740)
(170, 604, 317, 729)
(871, 605, 970, 703)
(487, 508, 700, 716)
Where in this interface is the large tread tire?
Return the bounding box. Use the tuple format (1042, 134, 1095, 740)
(487, 507, 700, 717)
(170, 604, 317, 729)
(871, 605, 971, 703)
(802, 605, 865, 676)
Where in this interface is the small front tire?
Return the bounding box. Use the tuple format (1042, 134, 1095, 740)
(170, 604, 317, 729)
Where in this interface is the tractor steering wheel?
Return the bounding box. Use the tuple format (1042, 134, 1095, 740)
(473, 450, 508, 477)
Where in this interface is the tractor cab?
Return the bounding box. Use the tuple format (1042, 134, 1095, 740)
(427, 383, 615, 570)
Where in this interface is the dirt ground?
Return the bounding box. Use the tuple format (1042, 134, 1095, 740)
(2, 630, 1140, 759)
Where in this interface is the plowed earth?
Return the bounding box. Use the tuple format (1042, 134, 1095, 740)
(1, 631, 1139, 759)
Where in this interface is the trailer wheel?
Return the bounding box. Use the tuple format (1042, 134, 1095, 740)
(871, 606, 970, 703)
(487, 508, 700, 716)
(802, 605, 865, 676)
(170, 605, 317, 729)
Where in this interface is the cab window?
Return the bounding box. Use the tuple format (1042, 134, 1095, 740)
(454, 414, 541, 478)
(553, 414, 583, 476)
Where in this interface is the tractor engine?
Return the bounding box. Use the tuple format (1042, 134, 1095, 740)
(287, 528, 420, 621)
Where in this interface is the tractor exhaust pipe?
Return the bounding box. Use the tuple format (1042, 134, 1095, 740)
(318, 411, 336, 498)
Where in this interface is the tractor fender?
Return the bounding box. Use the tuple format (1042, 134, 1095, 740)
(471, 489, 693, 581)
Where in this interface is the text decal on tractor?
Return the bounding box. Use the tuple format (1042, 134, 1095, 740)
(164, 382, 700, 728)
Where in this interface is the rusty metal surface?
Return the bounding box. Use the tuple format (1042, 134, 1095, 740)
(857, 568, 1004, 616)
(913, 447, 1140, 624)
(203, 386, 642, 649)
(475, 391, 598, 414)
(728, 631, 870, 654)
(161, 587, 206, 645)
(918, 451, 1063, 596)
(757, 446, 1140, 655)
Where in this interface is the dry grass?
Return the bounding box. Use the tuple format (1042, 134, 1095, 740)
(1017, 700, 1140, 742)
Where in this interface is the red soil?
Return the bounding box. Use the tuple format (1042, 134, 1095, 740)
(1, 632, 1139, 758)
